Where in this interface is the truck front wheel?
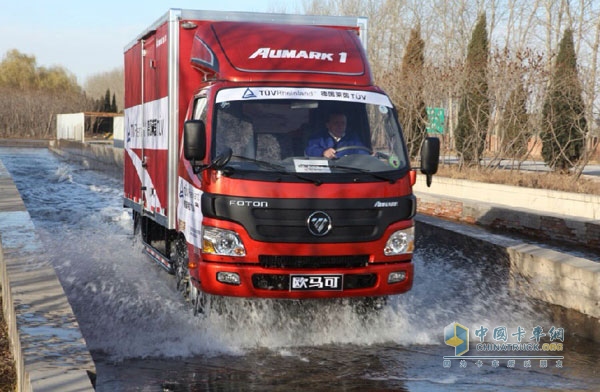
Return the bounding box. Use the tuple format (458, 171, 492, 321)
(172, 236, 207, 315)
(172, 236, 189, 296)
(352, 296, 388, 315)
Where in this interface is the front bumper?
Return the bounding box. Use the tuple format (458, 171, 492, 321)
(197, 261, 413, 299)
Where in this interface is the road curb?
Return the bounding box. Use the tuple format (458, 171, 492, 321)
(415, 181, 600, 251)
(0, 160, 95, 391)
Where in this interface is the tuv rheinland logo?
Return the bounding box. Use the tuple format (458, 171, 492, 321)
(242, 88, 257, 99)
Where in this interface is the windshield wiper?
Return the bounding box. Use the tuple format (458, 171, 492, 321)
(327, 163, 397, 184)
(232, 155, 286, 171)
(231, 155, 322, 186)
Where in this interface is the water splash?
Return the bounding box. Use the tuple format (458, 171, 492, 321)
(54, 164, 74, 183)
(0, 148, 550, 361)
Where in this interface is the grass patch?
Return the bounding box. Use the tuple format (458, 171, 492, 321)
(436, 164, 600, 195)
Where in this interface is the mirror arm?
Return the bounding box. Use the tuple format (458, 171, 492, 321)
(409, 166, 434, 187)
(190, 159, 206, 175)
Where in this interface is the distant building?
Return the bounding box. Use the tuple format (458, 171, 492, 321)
(57, 112, 124, 148)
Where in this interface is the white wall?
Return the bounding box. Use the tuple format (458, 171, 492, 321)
(56, 113, 85, 142)
(414, 175, 600, 220)
(113, 116, 124, 148)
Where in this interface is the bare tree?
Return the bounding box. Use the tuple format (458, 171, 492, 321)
(0, 49, 93, 138)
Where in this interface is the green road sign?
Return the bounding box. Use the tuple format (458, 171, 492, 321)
(426, 107, 445, 134)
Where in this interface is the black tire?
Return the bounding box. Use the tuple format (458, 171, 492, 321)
(172, 236, 189, 296)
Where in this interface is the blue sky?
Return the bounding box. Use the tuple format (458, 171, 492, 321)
(0, 0, 303, 84)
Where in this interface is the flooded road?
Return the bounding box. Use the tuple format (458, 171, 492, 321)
(1, 147, 598, 391)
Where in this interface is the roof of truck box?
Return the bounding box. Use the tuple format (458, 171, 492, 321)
(189, 21, 371, 84)
(124, 9, 372, 90)
(125, 9, 368, 51)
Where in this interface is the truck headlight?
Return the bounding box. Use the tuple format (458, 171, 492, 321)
(202, 226, 246, 257)
(384, 227, 414, 255)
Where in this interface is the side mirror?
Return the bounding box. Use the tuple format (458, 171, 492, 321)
(183, 120, 206, 161)
(420, 137, 440, 187)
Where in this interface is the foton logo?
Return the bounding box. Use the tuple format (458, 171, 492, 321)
(307, 211, 332, 237)
(249, 47, 334, 61)
(229, 200, 269, 208)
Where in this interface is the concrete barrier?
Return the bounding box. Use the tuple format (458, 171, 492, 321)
(414, 175, 600, 341)
(0, 139, 50, 148)
(49, 139, 123, 177)
(414, 176, 600, 251)
(0, 161, 95, 391)
(416, 215, 600, 342)
(414, 175, 600, 220)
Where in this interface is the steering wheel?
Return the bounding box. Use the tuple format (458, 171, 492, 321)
(335, 145, 373, 154)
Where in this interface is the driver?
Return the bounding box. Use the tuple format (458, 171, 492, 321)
(305, 112, 369, 159)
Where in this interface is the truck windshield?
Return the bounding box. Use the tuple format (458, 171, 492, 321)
(211, 87, 409, 182)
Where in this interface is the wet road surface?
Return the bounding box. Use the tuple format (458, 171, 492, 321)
(1, 147, 598, 391)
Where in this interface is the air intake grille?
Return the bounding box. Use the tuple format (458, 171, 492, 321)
(202, 195, 416, 243)
(259, 255, 369, 269)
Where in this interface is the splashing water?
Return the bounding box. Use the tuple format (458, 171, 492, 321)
(4, 149, 540, 359)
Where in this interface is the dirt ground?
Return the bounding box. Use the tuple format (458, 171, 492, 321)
(0, 297, 16, 391)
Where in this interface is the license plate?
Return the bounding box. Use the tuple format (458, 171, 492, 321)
(290, 274, 343, 291)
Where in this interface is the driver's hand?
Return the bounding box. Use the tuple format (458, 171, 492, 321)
(323, 148, 337, 159)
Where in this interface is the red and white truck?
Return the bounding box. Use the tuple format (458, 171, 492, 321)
(124, 9, 438, 313)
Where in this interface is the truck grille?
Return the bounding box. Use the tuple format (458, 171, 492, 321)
(202, 195, 415, 243)
(259, 255, 369, 269)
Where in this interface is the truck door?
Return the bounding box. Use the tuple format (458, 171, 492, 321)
(140, 35, 156, 214)
(137, 32, 169, 219)
(124, 24, 169, 227)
